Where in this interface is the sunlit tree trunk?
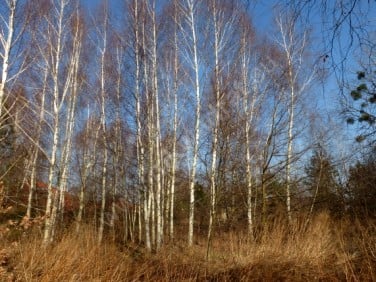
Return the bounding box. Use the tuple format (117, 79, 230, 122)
(276, 13, 313, 223)
(169, 1, 179, 240)
(58, 20, 81, 218)
(148, 0, 163, 250)
(141, 6, 153, 250)
(110, 46, 125, 238)
(179, 0, 202, 247)
(43, 0, 70, 245)
(206, 0, 239, 258)
(98, 5, 109, 244)
(98, 81, 108, 244)
(138, 201, 142, 242)
(130, 0, 147, 247)
(0, 0, 30, 197)
(0, 0, 16, 123)
(285, 57, 294, 224)
(240, 32, 255, 237)
(207, 0, 221, 260)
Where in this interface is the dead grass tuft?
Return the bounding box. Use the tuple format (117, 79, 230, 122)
(0, 213, 373, 281)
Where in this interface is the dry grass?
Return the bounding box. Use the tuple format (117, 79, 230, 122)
(0, 213, 374, 281)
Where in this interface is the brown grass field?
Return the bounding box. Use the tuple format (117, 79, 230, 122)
(0, 212, 375, 281)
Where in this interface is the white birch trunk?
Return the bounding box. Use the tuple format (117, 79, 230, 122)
(276, 14, 313, 223)
(149, 0, 163, 249)
(110, 46, 124, 237)
(170, 5, 179, 239)
(138, 201, 142, 242)
(0, 0, 16, 120)
(98, 101, 108, 243)
(43, 0, 67, 245)
(98, 51, 108, 244)
(142, 10, 153, 250)
(132, 0, 147, 247)
(98, 7, 109, 243)
(207, 0, 220, 259)
(186, 0, 201, 247)
(286, 68, 294, 223)
(58, 33, 80, 218)
(241, 41, 254, 237)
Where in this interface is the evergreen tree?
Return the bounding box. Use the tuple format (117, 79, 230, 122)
(348, 150, 376, 216)
(304, 145, 342, 214)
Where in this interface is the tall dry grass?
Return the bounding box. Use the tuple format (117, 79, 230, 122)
(1, 213, 374, 281)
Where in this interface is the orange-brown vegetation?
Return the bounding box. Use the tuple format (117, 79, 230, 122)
(17, 182, 79, 214)
(0, 212, 374, 281)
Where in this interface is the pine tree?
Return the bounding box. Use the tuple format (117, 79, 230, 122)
(348, 150, 376, 216)
(304, 145, 341, 214)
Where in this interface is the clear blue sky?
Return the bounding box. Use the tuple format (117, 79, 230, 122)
(78, 0, 375, 160)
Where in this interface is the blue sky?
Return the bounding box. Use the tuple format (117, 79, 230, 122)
(78, 0, 375, 159)
(78, 0, 353, 103)
(246, 0, 376, 162)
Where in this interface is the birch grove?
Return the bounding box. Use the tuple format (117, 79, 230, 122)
(0, 0, 326, 251)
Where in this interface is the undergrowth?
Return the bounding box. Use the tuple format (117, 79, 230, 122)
(0, 213, 374, 281)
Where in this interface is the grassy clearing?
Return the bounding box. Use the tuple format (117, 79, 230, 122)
(0, 213, 375, 281)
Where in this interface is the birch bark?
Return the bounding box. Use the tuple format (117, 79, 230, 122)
(180, 0, 202, 247)
(43, 0, 70, 245)
(0, 0, 16, 121)
(98, 5, 109, 244)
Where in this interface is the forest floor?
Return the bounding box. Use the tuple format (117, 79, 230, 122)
(0, 207, 375, 281)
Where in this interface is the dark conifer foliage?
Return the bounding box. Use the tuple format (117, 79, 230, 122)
(304, 145, 343, 215)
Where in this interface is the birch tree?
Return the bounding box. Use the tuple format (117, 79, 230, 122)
(254, 42, 292, 227)
(275, 12, 314, 223)
(129, 0, 148, 248)
(146, 0, 163, 249)
(109, 42, 125, 236)
(205, 0, 242, 258)
(140, 0, 154, 250)
(238, 13, 259, 236)
(0, 0, 17, 129)
(206, 0, 220, 258)
(178, 0, 203, 247)
(0, 0, 30, 183)
(94, 2, 110, 244)
(56, 8, 83, 220)
(40, 0, 79, 245)
(169, 0, 180, 241)
(127, 0, 155, 250)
